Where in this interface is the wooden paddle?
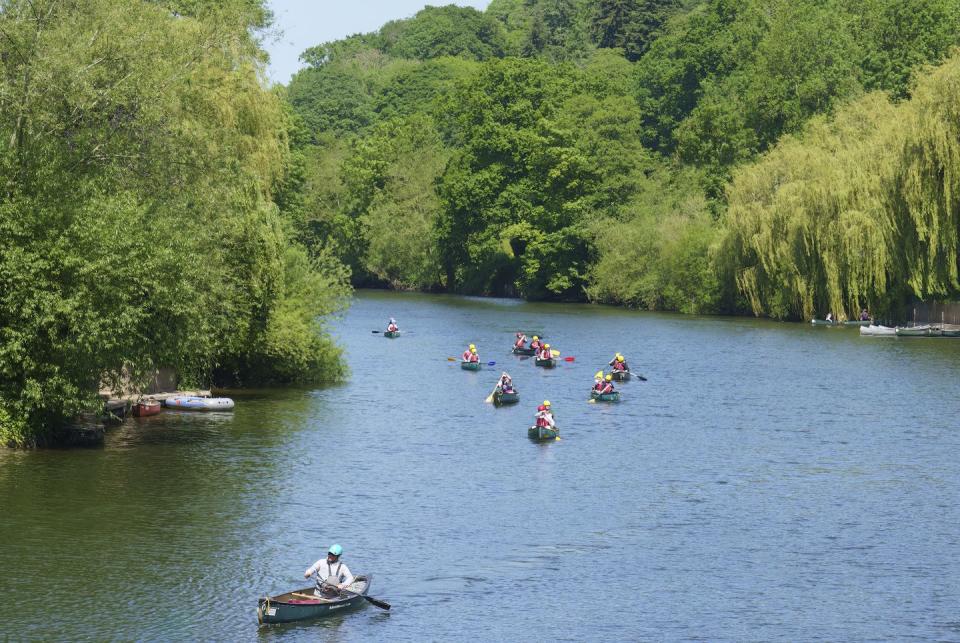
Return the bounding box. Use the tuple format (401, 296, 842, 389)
(327, 582, 392, 611)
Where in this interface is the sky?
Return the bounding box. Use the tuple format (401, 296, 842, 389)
(264, 0, 493, 84)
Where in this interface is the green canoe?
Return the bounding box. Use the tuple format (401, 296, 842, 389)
(591, 391, 620, 402)
(384, 330, 400, 338)
(611, 370, 631, 382)
(512, 346, 536, 356)
(494, 390, 520, 405)
(843, 320, 871, 327)
(461, 361, 481, 371)
(528, 424, 559, 441)
(895, 325, 941, 337)
(257, 576, 371, 624)
(534, 357, 555, 368)
(810, 319, 837, 326)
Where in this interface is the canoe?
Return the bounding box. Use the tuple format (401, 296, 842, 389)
(164, 396, 235, 411)
(493, 390, 519, 405)
(591, 391, 620, 403)
(384, 330, 400, 338)
(534, 357, 555, 368)
(460, 361, 481, 371)
(257, 576, 371, 624)
(843, 320, 872, 326)
(810, 319, 837, 326)
(941, 324, 960, 337)
(512, 346, 536, 356)
(528, 425, 559, 441)
(859, 324, 896, 336)
(611, 370, 631, 382)
(132, 401, 162, 417)
(895, 325, 940, 337)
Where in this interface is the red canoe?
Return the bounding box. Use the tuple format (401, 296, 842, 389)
(132, 401, 162, 417)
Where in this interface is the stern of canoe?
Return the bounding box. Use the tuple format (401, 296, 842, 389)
(534, 358, 555, 368)
(528, 425, 559, 441)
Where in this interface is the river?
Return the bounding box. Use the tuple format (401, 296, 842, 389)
(2, 290, 959, 641)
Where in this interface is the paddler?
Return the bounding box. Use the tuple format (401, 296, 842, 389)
(530, 335, 543, 352)
(514, 332, 527, 349)
(498, 372, 515, 393)
(387, 318, 399, 332)
(537, 342, 552, 360)
(462, 344, 479, 363)
(608, 353, 629, 372)
(599, 374, 615, 394)
(304, 544, 355, 596)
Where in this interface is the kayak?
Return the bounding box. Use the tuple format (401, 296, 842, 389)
(611, 370, 631, 382)
(384, 330, 400, 338)
(591, 391, 620, 403)
(859, 324, 896, 336)
(494, 390, 519, 405)
(132, 400, 162, 417)
(534, 357, 555, 368)
(257, 576, 371, 624)
(164, 396, 235, 411)
(461, 361, 481, 371)
(512, 347, 536, 356)
(528, 425, 559, 441)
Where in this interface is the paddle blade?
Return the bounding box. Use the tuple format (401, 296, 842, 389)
(594, 370, 604, 379)
(564, 356, 575, 362)
(371, 330, 381, 333)
(447, 357, 457, 361)
(484, 394, 494, 404)
(487, 361, 496, 366)
(550, 349, 560, 357)
(587, 399, 596, 404)
(637, 374, 648, 381)
(365, 595, 391, 610)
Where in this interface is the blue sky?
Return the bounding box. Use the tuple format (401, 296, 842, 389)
(264, 0, 493, 84)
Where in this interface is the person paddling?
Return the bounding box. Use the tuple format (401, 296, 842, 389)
(538, 343, 552, 360)
(304, 544, 355, 597)
(498, 372, 515, 394)
(859, 308, 870, 321)
(599, 374, 615, 394)
(530, 335, 542, 352)
(462, 344, 479, 363)
(593, 372, 604, 392)
(608, 353, 629, 372)
(387, 318, 399, 333)
(513, 332, 527, 349)
(535, 402, 555, 429)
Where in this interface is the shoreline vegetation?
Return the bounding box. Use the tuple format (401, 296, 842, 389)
(5, 0, 960, 446)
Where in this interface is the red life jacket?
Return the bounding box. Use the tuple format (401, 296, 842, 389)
(613, 361, 626, 371)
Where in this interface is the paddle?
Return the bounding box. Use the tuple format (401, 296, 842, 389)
(333, 583, 391, 611)
(371, 330, 381, 333)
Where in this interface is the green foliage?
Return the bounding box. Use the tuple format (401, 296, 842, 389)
(0, 0, 348, 446)
(380, 5, 508, 61)
(591, 0, 682, 61)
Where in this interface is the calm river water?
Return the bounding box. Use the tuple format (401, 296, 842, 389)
(3, 290, 960, 641)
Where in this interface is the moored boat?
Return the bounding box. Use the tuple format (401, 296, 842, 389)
(534, 357, 555, 368)
(460, 361, 481, 371)
(384, 330, 400, 338)
(810, 319, 837, 326)
(843, 320, 872, 326)
(257, 576, 371, 624)
(528, 425, 559, 441)
(164, 396, 235, 411)
(591, 391, 620, 403)
(895, 324, 940, 337)
(493, 390, 519, 405)
(512, 346, 536, 356)
(859, 324, 896, 336)
(611, 370, 631, 382)
(132, 400, 162, 417)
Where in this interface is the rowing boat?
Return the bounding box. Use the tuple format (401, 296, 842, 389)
(591, 391, 620, 403)
(384, 330, 400, 338)
(534, 357, 555, 368)
(895, 325, 941, 337)
(493, 390, 519, 405)
(257, 576, 371, 624)
(528, 425, 559, 441)
(512, 346, 536, 356)
(610, 370, 630, 382)
(859, 324, 895, 336)
(461, 361, 481, 371)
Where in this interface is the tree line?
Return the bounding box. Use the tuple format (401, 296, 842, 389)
(284, 0, 960, 321)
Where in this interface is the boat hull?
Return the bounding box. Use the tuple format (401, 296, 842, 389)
(859, 325, 896, 336)
(512, 347, 536, 356)
(164, 396, 235, 411)
(611, 370, 630, 382)
(384, 330, 400, 338)
(528, 425, 559, 441)
(132, 401, 162, 417)
(811, 319, 836, 326)
(460, 361, 481, 371)
(844, 320, 872, 326)
(895, 325, 940, 337)
(258, 577, 371, 624)
(591, 391, 620, 402)
(534, 358, 555, 368)
(494, 391, 519, 405)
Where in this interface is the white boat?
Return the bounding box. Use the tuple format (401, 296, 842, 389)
(164, 396, 235, 411)
(859, 324, 896, 336)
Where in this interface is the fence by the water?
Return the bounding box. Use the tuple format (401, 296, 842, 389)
(901, 301, 960, 326)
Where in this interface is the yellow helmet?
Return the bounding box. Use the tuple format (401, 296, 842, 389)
(543, 400, 551, 407)
(470, 347, 477, 353)
(616, 356, 624, 362)
(532, 335, 539, 340)
(469, 343, 475, 349)
(605, 374, 613, 381)
(544, 343, 550, 348)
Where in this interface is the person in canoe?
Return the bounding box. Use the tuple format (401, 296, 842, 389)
(859, 308, 870, 321)
(387, 318, 399, 333)
(599, 374, 616, 395)
(592, 371, 605, 393)
(530, 335, 543, 352)
(513, 332, 527, 350)
(304, 543, 355, 597)
(537, 343, 552, 360)
(535, 402, 555, 429)
(825, 312, 833, 322)
(497, 372, 515, 394)
(608, 353, 629, 372)
(462, 344, 479, 363)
